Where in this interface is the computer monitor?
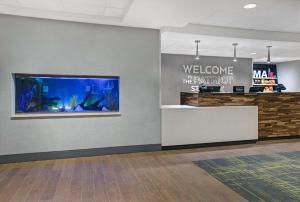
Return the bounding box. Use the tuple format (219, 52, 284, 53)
(276, 84, 286, 93)
(249, 86, 264, 93)
(199, 85, 221, 93)
(233, 86, 245, 93)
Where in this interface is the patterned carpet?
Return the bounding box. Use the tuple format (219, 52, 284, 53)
(195, 151, 300, 202)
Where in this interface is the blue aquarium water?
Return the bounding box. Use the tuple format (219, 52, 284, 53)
(15, 74, 119, 113)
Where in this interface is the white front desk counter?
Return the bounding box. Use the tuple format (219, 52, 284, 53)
(161, 105, 258, 147)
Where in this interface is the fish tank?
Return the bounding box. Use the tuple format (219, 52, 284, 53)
(14, 74, 120, 116)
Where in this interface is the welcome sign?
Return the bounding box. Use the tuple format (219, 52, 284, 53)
(182, 64, 236, 92)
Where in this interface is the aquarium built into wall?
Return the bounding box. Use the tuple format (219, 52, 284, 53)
(13, 74, 120, 118)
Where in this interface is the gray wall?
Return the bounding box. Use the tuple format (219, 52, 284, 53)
(0, 15, 160, 155)
(277, 60, 300, 92)
(161, 54, 253, 105)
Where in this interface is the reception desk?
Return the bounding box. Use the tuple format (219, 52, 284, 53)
(161, 105, 258, 147)
(181, 92, 300, 139)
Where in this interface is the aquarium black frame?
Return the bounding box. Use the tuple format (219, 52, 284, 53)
(12, 73, 121, 119)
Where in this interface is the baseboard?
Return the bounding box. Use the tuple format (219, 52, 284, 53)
(2, 136, 298, 164)
(0, 144, 161, 164)
(259, 135, 300, 141)
(161, 140, 257, 150)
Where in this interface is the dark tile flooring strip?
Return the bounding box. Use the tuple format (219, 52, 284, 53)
(0, 144, 161, 164)
(162, 140, 257, 150)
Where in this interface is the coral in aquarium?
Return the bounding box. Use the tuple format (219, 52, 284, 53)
(69, 95, 78, 110)
(15, 75, 119, 113)
(105, 84, 119, 111)
(16, 77, 43, 112)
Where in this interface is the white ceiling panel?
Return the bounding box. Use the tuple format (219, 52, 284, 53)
(62, 3, 105, 16)
(62, 0, 107, 7)
(104, 7, 124, 17)
(0, 0, 18, 6)
(107, 0, 130, 8)
(0, 0, 133, 24)
(18, 0, 63, 11)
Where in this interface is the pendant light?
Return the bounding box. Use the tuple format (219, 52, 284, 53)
(195, 40, 200, 60)
(232, 43, 238, 62)
(267, 46, 272, 63)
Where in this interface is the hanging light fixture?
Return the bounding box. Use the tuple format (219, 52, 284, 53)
(267, 46, 272, 63)
(195, 40, 200, 60)
(232, 43, 238, 62)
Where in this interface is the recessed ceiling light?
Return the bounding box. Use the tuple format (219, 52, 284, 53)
(243, 3, 257, 9)
(251, 52, 257, 55)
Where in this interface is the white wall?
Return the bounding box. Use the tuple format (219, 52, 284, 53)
(277, 60, 300, 92)
(0, 15, 161, 155)
(161, 54, 253, 105)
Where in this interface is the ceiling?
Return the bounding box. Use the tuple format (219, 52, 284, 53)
(125, 0, 300, 32)
(0, 0, 300, 32)
(0, 0, 133, 23)
(1, 0, 300, 62)
(161, 32, 300, 63)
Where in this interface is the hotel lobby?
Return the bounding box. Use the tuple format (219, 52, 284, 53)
(0, 0, 300, 201)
